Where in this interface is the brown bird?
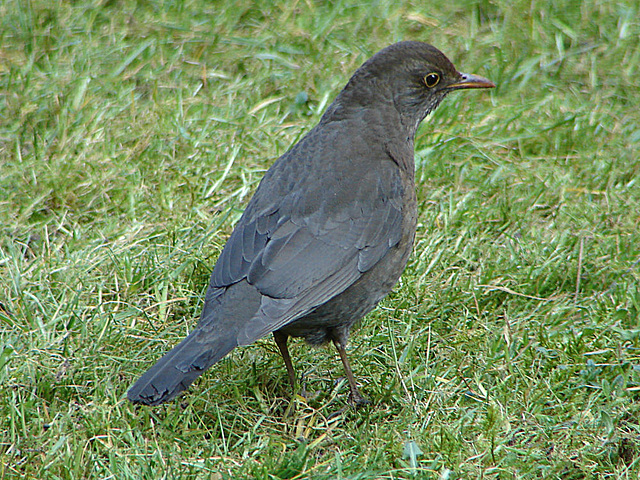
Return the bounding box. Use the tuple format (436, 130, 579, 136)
(127, 41, 494, 406)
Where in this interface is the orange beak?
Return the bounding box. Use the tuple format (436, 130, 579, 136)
(448, 72, 495, 90)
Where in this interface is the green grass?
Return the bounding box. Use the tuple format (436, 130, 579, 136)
(2, 0, 640, 478)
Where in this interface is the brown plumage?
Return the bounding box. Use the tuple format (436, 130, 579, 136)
(127, 41, 494, 406)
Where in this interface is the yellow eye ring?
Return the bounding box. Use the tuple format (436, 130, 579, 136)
(424, 73, 440, 88)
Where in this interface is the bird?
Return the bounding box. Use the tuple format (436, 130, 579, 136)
(127, 41, 494, 407)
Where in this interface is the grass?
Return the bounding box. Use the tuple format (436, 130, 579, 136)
(1, 0, 640, 478)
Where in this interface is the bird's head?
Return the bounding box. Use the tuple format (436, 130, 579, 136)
(333, 41, 495, 134)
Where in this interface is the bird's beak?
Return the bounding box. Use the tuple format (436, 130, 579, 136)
(448, 72, 495, 90)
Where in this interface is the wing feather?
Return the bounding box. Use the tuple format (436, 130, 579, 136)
(207, 140, 405, 341)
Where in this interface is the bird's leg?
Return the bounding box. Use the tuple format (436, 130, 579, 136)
(273, 331, 297, 392)
(332, 338, 371, 407)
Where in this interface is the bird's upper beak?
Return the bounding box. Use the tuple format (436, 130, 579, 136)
(448, 72, 495, 90)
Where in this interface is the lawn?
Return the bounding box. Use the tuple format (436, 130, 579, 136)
(1, 0, 640, 478)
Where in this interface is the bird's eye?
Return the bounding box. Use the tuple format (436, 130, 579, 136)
(424, 73, 440, 88)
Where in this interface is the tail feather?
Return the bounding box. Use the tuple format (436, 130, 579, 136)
(127, 280, 264, 405)
(127, 330, 237, 405)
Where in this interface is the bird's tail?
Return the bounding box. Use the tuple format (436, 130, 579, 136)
(127, 329, 237, 406)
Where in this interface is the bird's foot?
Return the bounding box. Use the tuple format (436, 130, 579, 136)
(325, 385, 371, 420)
(349, 391, 371, 408)
(326, 398, 370, 420)
(295, 372, 321, 402)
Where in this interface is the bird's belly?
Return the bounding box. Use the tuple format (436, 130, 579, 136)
(277, 227, 415, 346)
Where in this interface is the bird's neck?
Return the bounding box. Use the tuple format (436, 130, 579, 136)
(321, 91, 417, 172)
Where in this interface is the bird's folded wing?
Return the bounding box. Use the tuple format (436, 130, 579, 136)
(208, 161, 404, 344)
